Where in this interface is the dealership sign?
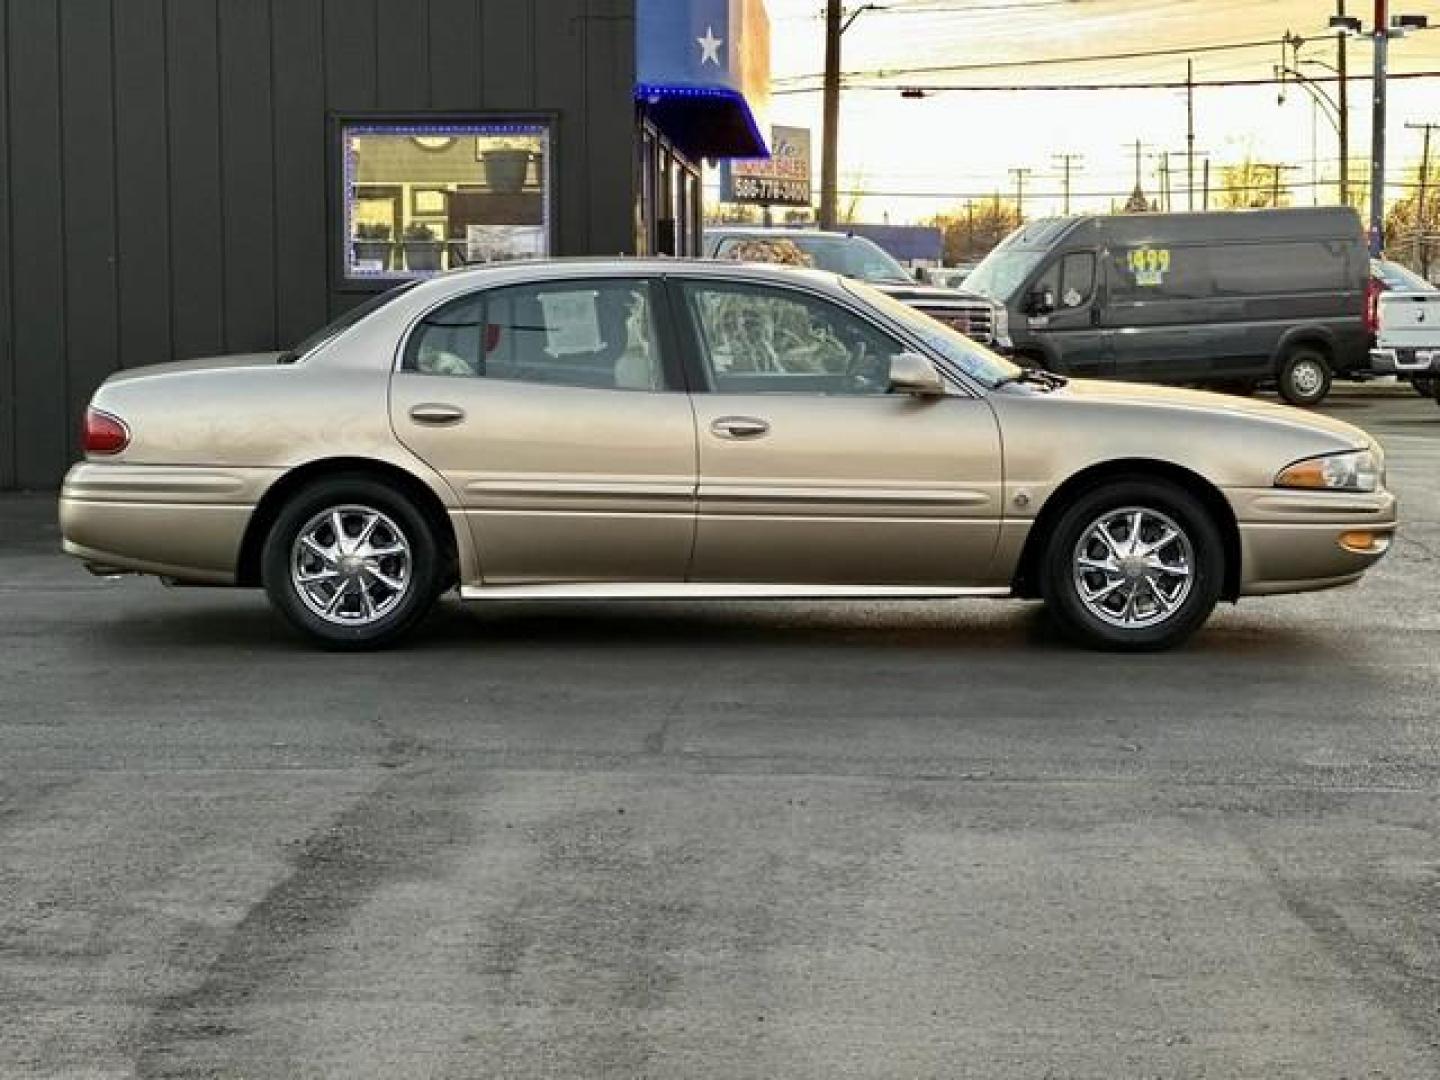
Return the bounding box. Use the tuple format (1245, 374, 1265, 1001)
(721, 126, 812, 207)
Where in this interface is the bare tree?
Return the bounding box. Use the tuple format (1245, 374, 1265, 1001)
(929, 199, 1023, 264)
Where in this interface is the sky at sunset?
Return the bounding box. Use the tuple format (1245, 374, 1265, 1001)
(745, 0, 1440, 223)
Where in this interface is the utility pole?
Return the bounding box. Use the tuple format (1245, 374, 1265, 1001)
(1407, 121, 1438, 269)
(1337, 0, 1351, 205)
(1187, 60, 1197, 210)
(819, 0, 842, 229)
(1254, 162, 1302, 207)
(1053, 153, 1083, 215)
(1370, 0, 1389, 253)
(1203, 158, 1211, 210)
(1009, 167, 1033, 223)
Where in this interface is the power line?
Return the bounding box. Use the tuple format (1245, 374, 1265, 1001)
(774, 70, 1440, 95)
(773, 36, 1289, 85)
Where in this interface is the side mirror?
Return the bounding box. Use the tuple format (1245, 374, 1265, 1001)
(1027, 289, 1056, 315)
(888, 352, 946, 397)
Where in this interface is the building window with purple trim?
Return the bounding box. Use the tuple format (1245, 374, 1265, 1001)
(341, 120, 552, 282)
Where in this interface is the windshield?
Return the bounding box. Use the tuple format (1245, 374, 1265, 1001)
(790, 236, 913, 284)
(842, 279, 1022, 388)
(962, 248, 1048, 302)
(1373, 260, 1434, 291)
(282, 281, 420, 361)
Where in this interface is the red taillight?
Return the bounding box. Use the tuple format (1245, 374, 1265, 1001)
(83, 408, 130, 455)
(1365, 279, 1383, 336)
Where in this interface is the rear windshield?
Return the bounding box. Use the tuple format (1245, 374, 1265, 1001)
(283, 281, 420, 362)
(1372, 260, 1434, 291)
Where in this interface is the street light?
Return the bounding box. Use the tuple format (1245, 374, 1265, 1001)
(1327, 4, 1429, 254)
(1277, 31, 1349, 204)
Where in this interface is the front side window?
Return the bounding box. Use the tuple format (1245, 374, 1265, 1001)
(404, 280, 666, 392)
(1059, 252, 1097, 306)
(682, 282, 902, 396)
(341, 119, 551, 283)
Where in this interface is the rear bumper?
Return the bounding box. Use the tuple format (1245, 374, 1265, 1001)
(1370, 347, 1440, 375)
(1228, 488, 1397, 596)
(59, 463, 273, 584)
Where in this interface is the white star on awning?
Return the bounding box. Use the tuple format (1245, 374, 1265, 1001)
(697, 25, 724, 66)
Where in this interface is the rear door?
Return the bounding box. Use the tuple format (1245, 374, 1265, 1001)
(389, 276, 697, 585)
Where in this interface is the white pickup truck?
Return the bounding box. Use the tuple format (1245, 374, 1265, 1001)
(1369, 289, 1440, 404)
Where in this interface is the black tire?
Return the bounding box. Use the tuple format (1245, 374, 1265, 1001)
(1040, 478, 1226, 652)
(1276, 345, 1333, 407)
(261, 474, 442, 650)
(1412, 376, 1435, 399)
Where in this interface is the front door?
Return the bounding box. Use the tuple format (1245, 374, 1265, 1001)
(671, 278, 1005, 587)
(390, 277, 696, 585)
(1024, 250, 1109, 375)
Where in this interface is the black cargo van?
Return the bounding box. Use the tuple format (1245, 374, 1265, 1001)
(962, 207, 1369, 406)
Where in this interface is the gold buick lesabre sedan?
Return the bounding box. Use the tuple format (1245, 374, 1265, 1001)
(60, 260, 1396, 651)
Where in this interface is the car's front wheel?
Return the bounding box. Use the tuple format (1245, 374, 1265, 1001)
(261, 476, 442, 649)
(1040, 479, 1225, 651)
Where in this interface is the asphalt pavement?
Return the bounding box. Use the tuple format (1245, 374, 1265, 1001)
(1, 385, 1438, 1079)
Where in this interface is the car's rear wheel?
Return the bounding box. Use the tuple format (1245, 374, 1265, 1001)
(1276, 346, 1333, 407)
(1040, 479, 1225, 651)
(261, 475, 441, 649)
(1411, 375, 1434, 398)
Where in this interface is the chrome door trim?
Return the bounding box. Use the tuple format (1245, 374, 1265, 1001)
(461, 582, 1013, 601)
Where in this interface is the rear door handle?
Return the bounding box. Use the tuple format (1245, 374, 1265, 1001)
(409, 403, 466, 426)
(709, 416, 770, 440)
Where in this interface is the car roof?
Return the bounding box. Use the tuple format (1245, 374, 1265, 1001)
(704, 226, 862, 240)
(388, 257, 854, 306)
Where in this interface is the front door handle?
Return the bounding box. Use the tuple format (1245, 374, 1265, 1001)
(710, 416, 770, 440)
(409, 403, 466, 426)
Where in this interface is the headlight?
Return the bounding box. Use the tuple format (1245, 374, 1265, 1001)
(1275, 449, 1379, 493)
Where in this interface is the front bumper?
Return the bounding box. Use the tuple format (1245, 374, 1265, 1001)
(1228, 487, 1397, 596)
(59, 463, 275, 584)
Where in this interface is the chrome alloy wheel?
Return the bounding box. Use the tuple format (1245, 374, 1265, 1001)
(290, 505, 412, 626)
(1072, 507, 1195, 629)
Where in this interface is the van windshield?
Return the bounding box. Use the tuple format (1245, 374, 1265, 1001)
(962, 249, 1047, 302)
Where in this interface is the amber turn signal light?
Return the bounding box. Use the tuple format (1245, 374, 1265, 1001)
(1338, 531, 1388, 555)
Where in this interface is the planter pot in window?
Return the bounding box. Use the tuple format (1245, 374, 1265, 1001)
(352, 239, 393, 271)
(481, 149, 535, 194)
(403, 240, 444, 273)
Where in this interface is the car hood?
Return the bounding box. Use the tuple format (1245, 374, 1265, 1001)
(101, 352, 287, 385)
(1053, 378, 1374, 449)
(873, 282, 987, 306)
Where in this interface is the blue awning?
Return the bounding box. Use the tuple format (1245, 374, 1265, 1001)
(636, 0, 771, 160)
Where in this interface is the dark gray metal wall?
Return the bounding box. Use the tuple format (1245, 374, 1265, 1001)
(0, 0, 637, 489)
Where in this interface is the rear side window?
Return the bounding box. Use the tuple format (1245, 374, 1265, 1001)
(1108, 246, 1211, 301)
(1209, 242, 1350, 294)
(403, 279, 666, 391)
(1109, 241, 1350, 301)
